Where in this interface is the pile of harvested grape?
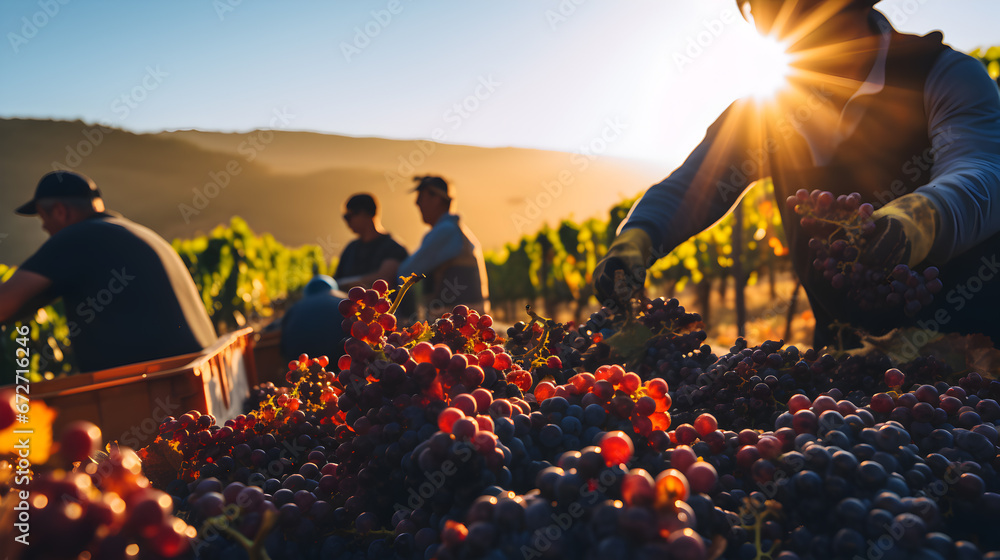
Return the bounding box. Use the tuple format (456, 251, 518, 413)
(7, 273, 998, 560)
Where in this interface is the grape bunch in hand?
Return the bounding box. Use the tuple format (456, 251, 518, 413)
(786, 189, 942, 316)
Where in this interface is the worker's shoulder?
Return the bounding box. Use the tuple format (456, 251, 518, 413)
(377, 233, 408, 253)
(922, 47, 999, 109)
(435, 214, 463, 229)
(87, 212, 166, 238)
(928, 47, 994, 81)
(58, 212, 174, 255)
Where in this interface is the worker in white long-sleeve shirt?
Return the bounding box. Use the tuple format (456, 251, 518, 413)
(398, 176, 489, 320)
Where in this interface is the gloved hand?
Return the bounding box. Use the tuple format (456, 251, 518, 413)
(593, 228, 652, 308)
(865, 193, 940, 269)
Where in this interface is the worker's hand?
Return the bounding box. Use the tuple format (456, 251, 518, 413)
(593, 228, 652, 309)
(864, 193, 940, 269)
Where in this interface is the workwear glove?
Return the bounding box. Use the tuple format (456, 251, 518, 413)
(593, 228, 652, 308)
(865, 193, 940, 269)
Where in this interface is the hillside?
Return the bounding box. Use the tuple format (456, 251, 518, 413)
(0, 119, 666, 265)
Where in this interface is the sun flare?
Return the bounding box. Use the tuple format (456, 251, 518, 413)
(745, 35, 794, 100)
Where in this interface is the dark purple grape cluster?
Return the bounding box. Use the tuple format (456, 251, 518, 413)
(427, 304, 500, 353)
(666, 337, 895, 433)
(244, 380, 284, 412)
(787, 189, 943, 317)
(660, 379, 1000, 560)
(505, 312, 587, 356)
(636, 296, 705, 335)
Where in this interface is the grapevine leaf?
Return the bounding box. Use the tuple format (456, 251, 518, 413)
(847, 328, 944, 363)
(138, 436, 187, 486)
(850, 328, 1000, 378)
(409, 322, 434, 344)
(919, 333, 1000, 378)
(604, 322, 655, 366)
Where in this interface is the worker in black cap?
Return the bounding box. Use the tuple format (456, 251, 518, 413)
(398, 175, 490, 319)
(0, 171, 217, 373)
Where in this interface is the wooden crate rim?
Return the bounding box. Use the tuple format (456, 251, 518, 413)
(18, 328, 254, 400)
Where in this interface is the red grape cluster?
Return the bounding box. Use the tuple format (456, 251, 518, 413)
(427, 305, 500, 353)
(18, 425, 195, 560)
(787, 189, 943, 316)
(339, 281, 397, 348)
(532, 364, 673, 439)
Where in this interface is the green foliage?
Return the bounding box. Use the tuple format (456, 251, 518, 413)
(172, 216, 330, 333)
(485, 180, 790, 306)
(0, 264, 75, 383)
(971, 46, 1000, 83)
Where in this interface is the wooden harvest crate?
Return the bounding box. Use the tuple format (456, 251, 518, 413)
(251, 328, 287, 387)
(24, 327, 258, 450)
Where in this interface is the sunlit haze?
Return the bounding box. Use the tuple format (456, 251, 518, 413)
(1, 1, 997, 167)
(743, 36, 795, 100)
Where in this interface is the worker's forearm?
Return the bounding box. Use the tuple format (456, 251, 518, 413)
(916, 50, 1000, 261)
(0, 270, 55, 325)
(622, 100, 758, 260)
(0, 293, 51, 324)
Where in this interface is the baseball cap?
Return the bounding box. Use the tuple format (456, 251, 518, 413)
(304, 275, 339, 296)
(16, 170, 102, 216)
(410, 175, 451, 200)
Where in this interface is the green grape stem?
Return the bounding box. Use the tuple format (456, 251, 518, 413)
(389, 273, 424, 315)
(738, 497, 782, 560)
(205, 506, 278, 560)
(516, 306, 553, 368)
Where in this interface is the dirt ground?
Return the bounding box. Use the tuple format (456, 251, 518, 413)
(493, 269, 817, 352)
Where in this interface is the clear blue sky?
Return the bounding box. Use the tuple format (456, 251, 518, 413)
(2, 1, 998, 165)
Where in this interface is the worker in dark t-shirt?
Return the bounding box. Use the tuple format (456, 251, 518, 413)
(334, 193, 415, 321)
(0, 171, 217, 372)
